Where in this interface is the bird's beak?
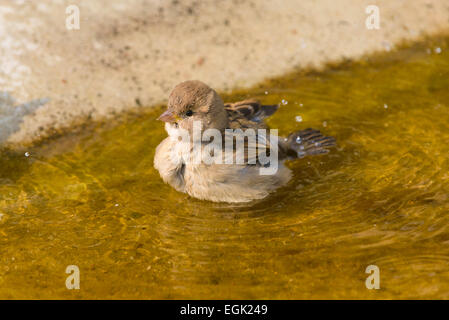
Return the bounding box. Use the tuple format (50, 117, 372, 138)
(157, 109, 176, 123)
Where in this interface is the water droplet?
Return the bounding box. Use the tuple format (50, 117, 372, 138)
(295, 115, 303, 122)
(299, 103, 303, 107)
(384, 104, 388, 109)
(297, 151, 306, 158)
(264, 91, 268, 95)
(296, 136, 302, 143)
(281, 99, 288, 105)
(24, 152, 30, 157)
(435, 47, 442, 54)
(114, 203, 119, 207)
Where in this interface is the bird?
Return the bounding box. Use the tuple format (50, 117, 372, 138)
(154, 80, 336, 203)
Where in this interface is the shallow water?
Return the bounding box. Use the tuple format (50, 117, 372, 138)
(1, 38, 449, 299)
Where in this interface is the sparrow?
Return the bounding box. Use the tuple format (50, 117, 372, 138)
(154, 80, 335, 203)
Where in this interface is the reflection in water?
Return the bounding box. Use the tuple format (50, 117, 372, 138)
(1, 38, 449, 298)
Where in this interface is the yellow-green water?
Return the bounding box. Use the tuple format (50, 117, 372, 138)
(1, 38, 449, 299)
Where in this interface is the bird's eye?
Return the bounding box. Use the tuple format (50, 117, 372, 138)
(185, 110, 193, 117)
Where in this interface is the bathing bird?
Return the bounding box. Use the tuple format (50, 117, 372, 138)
(154, 80, 335, 203)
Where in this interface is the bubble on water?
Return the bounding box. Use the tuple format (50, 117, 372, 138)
(295, 115, 303, 122)
(299, 103, 303, 107)
(435, 47, 442, 54)
(384, 104, 388, 109)
(296, 136, 302, 143)
(24, 152, 30, 157)
(322, 121, 327, 127)
(114, 203, 119, 207)
(264, 91, 268, 95)
(281, 99, 288, 105)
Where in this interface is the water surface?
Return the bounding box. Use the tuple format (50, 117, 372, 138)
(1, 38, 449, 299)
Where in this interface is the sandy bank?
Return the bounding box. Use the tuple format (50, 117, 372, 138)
(0, 0, 448, 145)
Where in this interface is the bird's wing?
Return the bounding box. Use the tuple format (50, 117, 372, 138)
(218, 130, 280, 166)
(225, 100, 279, 129)
(221, 100, 286, 161)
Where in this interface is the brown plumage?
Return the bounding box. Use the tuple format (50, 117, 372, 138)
(154, 80, 336, 203)
(225, 99, 278, 129)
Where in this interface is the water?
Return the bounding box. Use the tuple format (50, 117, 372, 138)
(1, 38, 449, 299)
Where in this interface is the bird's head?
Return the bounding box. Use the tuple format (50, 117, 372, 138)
(158, 80, 228, 135)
